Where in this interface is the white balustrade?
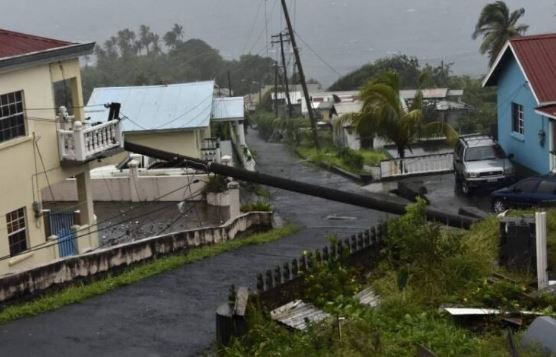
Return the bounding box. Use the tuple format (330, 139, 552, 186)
(58, 120, 123, 162)
(380, 153, 454, 179)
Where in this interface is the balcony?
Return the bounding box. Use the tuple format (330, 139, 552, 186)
(58, 120, 123, 165)
(201, 137, 221, 163)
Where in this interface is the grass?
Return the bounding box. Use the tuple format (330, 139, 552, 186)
(296, 146, 385, 175)
(0, 225, 298, 324)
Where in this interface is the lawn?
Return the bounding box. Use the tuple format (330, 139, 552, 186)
(0, 225, 298, 324)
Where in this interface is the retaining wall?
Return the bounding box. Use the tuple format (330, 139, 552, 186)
(0, 212, 272, 304)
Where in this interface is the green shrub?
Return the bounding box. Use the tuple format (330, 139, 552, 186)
(241, 200, 272, 212)
(336, 148, 364, 170)
(204, 175, 228, 193)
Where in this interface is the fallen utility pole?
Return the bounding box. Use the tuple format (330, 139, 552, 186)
(271, 32, 293, 117)
(124, 141, 476, 229)
(280, 0, 320, 150)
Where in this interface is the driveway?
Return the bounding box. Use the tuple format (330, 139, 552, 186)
(0, 130, 391, 357)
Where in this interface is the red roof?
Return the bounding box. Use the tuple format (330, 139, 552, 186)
(0, 29, 72, 59)
(536, 104, 556, 119)
(510, 33, 556, 104)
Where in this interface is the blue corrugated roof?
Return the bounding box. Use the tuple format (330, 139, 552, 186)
(212, 97, 245, 121)
(85, 81, 215, 132)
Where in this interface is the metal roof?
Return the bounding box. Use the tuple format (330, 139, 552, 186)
(0, 28, 72, 59)
(400, 88, 449, 100)
(484, 33, 556, 104)
(212, 97, 245, 121)
(334, 101, 363, 116)
(85, 81, 215, 132)
(536, 104, 556, 120)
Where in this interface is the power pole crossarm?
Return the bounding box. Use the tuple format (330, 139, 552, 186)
(271, 32, 293, 118)
(280, 0, 320, 150)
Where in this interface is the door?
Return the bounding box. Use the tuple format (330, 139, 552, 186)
(49, 212, 77, 257)
(550, 120, 556, 172)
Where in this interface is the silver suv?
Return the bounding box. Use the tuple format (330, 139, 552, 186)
(454, 135, 515, 194)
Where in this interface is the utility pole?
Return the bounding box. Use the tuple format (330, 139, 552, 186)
(274, 62, 279, 118)
(280, 0, 320, 150)
(227, 71, 233, 97)
(272, 32, 293, 117)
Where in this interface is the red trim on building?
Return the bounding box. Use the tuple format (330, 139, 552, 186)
(0, 29, 72, 59)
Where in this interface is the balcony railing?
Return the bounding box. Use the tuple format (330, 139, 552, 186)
(380, 153, 454, 179)
(59, 120, 123, 163)
(201, 137, 221, 163)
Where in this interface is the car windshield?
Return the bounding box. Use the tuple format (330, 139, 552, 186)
(464, 145, 505, 162)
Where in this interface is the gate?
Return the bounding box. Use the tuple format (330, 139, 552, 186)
(49, 212, 77, 257)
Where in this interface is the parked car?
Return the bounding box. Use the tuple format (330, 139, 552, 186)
(453, 135, 515, 194)
(491, 175, 556, 212)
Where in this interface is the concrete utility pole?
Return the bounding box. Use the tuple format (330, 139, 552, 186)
(280, 0, 320, 150)
(274, 62, 279, 118)
(227, 71, 233, 97)
(271, 32, 293, 117)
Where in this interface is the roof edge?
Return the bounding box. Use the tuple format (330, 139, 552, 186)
(0, 42, 95, 72)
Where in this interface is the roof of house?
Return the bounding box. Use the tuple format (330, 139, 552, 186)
(334, 101, 363, 116)
(400, 88, 449, 100)
(0, 28, 94, 71)
(483, 33, 556, 105)
(85, 81, 215, 132)
(212, 97, 245, 121)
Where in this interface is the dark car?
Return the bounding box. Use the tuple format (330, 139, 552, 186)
(490, 175, 556, 212)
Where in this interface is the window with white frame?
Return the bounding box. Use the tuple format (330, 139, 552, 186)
(512, 102, 524, 134)
(0, 91, 26, 143)
(6, 207, 28, 256)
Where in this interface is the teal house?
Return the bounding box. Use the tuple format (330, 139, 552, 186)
(484, 33, 556, 175)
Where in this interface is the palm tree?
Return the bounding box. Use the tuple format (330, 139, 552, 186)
(336, 71, 457, 163)
(472, 1, 528, 66)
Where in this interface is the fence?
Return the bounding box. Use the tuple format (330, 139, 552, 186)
(380, 153, 454, 179)
(58, 120, 123, 162)
(256, 222, 387, 309)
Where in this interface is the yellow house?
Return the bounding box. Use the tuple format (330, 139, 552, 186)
(0, 29, 123, 275)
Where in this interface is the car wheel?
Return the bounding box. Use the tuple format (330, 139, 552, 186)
(492, 199, 506, 213)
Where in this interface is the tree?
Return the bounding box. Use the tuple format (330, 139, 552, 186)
(338, 71, 457, 161)
(472, 1, 528, 66)
(164, 23, 184, 49)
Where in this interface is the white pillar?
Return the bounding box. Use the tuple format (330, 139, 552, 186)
(536, 211, 549, 289)
(227, 181, 240, 219)
(76, 170, 99, 251)
(128, 159, 140, 202)
(237, 121, 246, 147)
(73, 121, 85, 161)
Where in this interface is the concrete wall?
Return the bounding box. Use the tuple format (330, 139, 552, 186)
(124, 128, 211, 159)
(0, 59, 96, 274)
(497, 58, 550, 174)
(0, 212, 272, 303)
(42, 174, 209, 202)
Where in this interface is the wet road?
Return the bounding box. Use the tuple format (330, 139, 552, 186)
(1, 130, 389, 357)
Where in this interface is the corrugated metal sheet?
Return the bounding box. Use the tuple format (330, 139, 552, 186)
(354, 287, 380, 307)
(212, 97, 245, 121)
(511, 33, 556, 103)
(270, 300, 330, 330)
(0, 29, 72, 59)
(85, 81, 215, 132)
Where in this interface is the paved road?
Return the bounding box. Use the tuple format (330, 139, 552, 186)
(0, 131, 389, 357)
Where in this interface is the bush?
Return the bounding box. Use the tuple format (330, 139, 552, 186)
(336, 148, 364, 170)
(241, 200, 272, 212)
(204, 175, 228, 193)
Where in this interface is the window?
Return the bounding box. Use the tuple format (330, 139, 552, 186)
(6, 207, 27, 256)
(536, 180, 556, 194)
(464, 145, 506, 162)
(512, 102, 524, 134)
(0, 91, 26, 144)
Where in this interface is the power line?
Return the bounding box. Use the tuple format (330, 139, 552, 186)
(0, 182, 206, 263)
(294, 30, 343, 77)
(241, 0, 265, 55)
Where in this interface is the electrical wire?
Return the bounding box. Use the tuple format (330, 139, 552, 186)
(0, 182, 207, 263)
(294, 30, 343, 77)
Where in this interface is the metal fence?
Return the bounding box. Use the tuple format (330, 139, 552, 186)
(380, 152, 454, 179)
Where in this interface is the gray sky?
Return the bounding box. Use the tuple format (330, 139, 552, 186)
(2, 0, 554, 86)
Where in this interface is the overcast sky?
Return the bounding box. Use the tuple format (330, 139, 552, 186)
(1, 0, 554, 86)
